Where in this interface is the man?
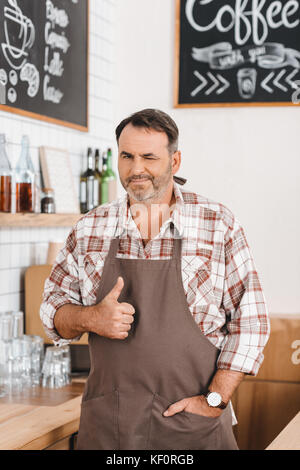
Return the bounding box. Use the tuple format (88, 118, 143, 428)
(40, 108, 270, 450)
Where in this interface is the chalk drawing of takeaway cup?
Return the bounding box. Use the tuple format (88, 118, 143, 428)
(237, 68, 257, 99)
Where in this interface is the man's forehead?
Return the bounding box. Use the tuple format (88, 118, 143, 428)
(118, 124, 169, 150)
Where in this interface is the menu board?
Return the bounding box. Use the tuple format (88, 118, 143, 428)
(0, 0, 89, 131)
(174, 0, 300, 107)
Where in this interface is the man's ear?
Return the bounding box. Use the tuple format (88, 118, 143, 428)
(172, 150, 181, 174)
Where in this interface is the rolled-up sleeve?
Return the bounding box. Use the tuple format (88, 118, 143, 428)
(217, 220, 270, 376)
(40, 226, 83, 346)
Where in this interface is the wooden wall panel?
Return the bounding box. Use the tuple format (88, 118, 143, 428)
(232, 315, 300, 450)
(233, 381, 300, 450)
(25, 265, 88, 345)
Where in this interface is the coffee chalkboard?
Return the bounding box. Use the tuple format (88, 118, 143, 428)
(174, 0, 300, 107)
(0, 0, 88, 131)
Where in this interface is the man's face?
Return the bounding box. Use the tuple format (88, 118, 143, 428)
(118, 123, 175, 203)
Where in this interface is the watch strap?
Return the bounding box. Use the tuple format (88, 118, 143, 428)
(217, 401, 227, 410)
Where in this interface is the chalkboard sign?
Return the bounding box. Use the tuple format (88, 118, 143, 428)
(174, 0, 300, 107)
(0, 0, 89, 131)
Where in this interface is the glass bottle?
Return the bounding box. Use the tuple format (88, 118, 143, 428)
(80, 147, 98, 213)
(80, 149, 88, 214)
(101, 148, 117, 204)
(94, 148, 102, 205)
(15, 135, 35, 213)
(41, 188, 56, 214)
(0, 134, 12, 212)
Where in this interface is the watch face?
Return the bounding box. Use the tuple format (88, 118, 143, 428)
(207, 392, 222, 407)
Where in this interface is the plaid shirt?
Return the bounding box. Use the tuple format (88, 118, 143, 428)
(40, 181, 270, 376)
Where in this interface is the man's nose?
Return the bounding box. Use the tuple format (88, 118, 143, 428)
(130, 157, 146, 175)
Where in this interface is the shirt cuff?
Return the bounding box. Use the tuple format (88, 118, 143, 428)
(217, 344, 265, 376)
(40, 295, 83, 345)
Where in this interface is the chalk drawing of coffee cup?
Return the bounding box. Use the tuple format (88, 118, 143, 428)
(237, 68, 257, 99)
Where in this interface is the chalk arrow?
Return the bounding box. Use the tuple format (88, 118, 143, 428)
(216, 74, 230, 95)
(205, 72, 219, 95)
(285, 69, 299, 89)
(273, 69, 288, 92)
(190, 71, 207, 97)
(261, 72, 275, 93)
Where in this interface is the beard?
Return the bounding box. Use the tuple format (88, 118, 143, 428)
(120, 159, 173, 203)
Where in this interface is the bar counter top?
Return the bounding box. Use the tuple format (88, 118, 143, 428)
(0, 378, 86, 450)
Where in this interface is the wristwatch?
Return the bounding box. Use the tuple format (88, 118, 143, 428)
(204, 390, 227, 409)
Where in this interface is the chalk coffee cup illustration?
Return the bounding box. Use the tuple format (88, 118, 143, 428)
(237, 68, 257, 99)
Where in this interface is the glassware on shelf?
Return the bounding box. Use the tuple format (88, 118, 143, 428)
(80, 147, 99, 213)
(15, 135, 35, 213)
(41, 188, 56, 213)
(101, 148, 117, 204)
(0, 134, 12, 213)
(94, 148, 102, 205)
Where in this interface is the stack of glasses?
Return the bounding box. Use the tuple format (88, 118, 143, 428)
(41, 345, 71, 389)
(0, 312, 71, 397)
(0, 311, 44, 396)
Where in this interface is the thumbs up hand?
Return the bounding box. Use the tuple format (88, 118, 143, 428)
(90, 277, 135, 340)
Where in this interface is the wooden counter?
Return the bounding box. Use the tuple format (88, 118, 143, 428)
(0, 379, 85, 450)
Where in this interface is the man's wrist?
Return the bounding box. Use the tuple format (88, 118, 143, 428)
(198, 395, 223, 416)
(206, 369, 245, 405)
(78, 304, 98, 334)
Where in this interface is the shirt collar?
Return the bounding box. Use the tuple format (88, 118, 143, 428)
(116, 181, 185, 239)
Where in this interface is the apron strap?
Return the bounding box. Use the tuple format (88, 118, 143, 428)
(173, 176, 187, 185)
(170, 222, 182, 261)
(110, 224, 182, 261)
(108, 236, 120, 261)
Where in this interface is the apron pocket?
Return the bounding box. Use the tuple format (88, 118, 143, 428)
(76, 390, 119, 450)
(148, 393, 220, 450)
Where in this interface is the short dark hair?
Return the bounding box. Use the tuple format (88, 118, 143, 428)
(115, 108, 179, 154)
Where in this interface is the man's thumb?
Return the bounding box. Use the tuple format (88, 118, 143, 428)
(109, 276, 124, 301)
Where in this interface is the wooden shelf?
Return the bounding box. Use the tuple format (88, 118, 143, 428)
(0, 213, 82, 227)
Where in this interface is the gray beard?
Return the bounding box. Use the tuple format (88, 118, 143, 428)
(121, 161, 173, 204)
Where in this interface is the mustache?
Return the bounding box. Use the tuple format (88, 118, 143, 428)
(127, 175, 152, 183)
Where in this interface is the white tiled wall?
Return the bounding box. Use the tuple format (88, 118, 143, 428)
(0, 0, 117, 313)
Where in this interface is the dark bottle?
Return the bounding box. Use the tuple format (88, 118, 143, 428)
(41, 188, 56, 214)
(94, 148, 102, 205)
(80, 147, 98, 213)
(80, 149, 88, 214)
(0, 134, 12, 212)
(15, 135, 35, 213)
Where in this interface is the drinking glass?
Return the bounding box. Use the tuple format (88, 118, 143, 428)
(60, 345, 71, 385)
(12, 311, 24, 338)
(0, 314, 13, 395)
(27, 335, 44, 386)
(41, 346, 67, 389)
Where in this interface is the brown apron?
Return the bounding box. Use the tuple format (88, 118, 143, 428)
(76, 225, 239, 450)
